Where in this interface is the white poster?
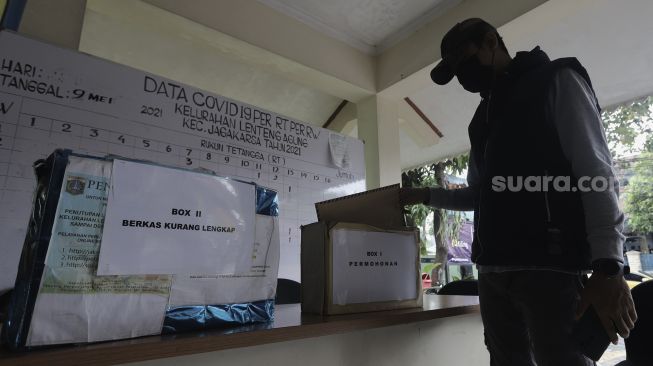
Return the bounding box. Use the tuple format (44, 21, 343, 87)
(27, 156, 171, 346)
(0, 31, 365, 291)
(168, 215, 280, 306)
(97, 159, 256, 275)
(331, 228, 418, 305)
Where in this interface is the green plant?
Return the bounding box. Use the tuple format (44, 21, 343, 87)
(402, 154, 469, 280)
(624, 152, 653, 234)
(403, 168, 437, 256)
(421, 262, 442, 276)
(601, 95, 653, 157)
(451, 273, 475, 282)
(601, 95, 653, 237)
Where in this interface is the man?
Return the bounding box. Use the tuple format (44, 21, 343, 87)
(400, 18, 637, 365)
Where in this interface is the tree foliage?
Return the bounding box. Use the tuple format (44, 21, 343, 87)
(624, 153, 653, 234)
(601, 95, 653, 157)
(602, 95, 653, 235)
(402, 154, 469, 283)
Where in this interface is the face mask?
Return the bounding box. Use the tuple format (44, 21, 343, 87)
(455, 52, 495, 93)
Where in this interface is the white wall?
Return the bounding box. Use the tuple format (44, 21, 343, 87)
(144, 0, 376, 95)
(18, 0, 86, 49)
(79, 0, 344, 127)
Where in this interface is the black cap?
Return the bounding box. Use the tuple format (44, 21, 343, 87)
(430, 18, 497, 85)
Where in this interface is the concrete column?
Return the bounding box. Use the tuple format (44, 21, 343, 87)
(357, 95, 401, 189)
(18, 0, 87, 49)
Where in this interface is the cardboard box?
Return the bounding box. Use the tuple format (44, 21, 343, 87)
(301, 185, 423, 315)
(2, 150, 279, 350)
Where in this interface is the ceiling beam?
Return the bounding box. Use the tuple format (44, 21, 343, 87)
(404, 97, 443, 138)
(323, 100, 349, 129)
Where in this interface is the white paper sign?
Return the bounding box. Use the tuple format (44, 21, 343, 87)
(98, 159, 256, 275)
(168, 215, 280, 306)
(331, 228, 418, 305)
(328, 133, 350, 169)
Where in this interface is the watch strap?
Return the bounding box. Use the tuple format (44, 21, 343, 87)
(591, 259, 624, 278)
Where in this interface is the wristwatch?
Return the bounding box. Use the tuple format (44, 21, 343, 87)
(591, 259, 624, 278)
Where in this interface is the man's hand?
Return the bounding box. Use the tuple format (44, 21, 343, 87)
(576, 274, 637, 344)
(399, 187, 430, 206)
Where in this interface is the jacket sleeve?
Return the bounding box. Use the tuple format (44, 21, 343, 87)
(549, 67, 625, 263)
(426, 150, 479, 211)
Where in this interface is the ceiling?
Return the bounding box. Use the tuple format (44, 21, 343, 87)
(399, 0, 653, 169)
(80, 0, 653, 172)
(256, 0, 461, 54)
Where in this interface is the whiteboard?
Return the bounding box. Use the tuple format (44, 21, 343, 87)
(0, 31, 365, 292)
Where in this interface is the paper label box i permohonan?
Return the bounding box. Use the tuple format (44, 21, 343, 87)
(301, 184, 423, 315)
(2, 150, 280, 350)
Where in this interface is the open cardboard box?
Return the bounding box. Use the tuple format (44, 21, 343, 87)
(301, 184, 423, 315)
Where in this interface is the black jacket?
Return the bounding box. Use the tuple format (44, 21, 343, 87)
(432, 47, 601, 270)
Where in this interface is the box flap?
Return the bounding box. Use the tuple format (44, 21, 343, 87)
(300, 222, 327, 314)
(315, 184, 405, 228)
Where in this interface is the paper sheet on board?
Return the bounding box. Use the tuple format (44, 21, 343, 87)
(329, 133, 350, 169)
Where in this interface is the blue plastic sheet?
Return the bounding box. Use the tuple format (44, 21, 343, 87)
(256, 187, 279, 216)
(163, 299, 275, 334)
(164, 187, 278, 334)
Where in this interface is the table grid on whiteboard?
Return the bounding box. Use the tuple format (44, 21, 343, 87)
(0, 31, 365, 289)
(0, 89, 362, 243)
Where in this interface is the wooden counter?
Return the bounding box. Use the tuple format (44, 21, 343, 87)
(0, 295, 479, 366)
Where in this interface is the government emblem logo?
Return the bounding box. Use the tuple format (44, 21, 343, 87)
(65, 177, 86, 195)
